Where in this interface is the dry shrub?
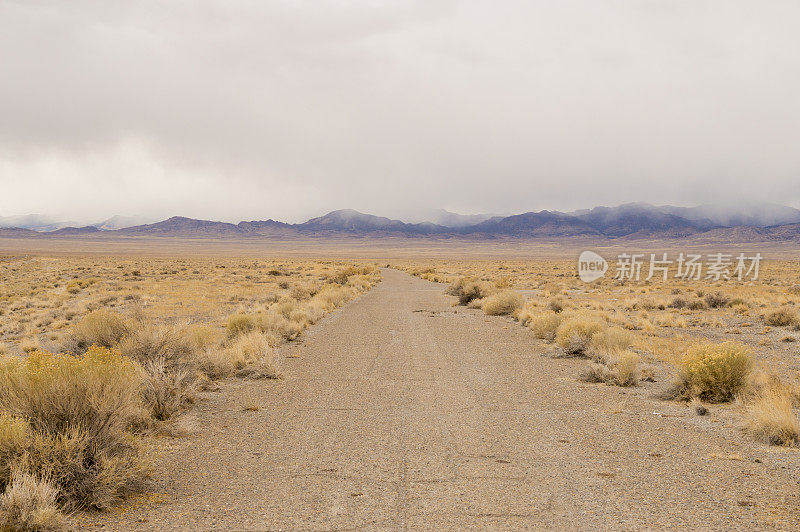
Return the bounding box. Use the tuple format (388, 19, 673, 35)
(686, 299, 707, 311)
(63, 309, 131, 353)
(197, 331, 275, 380)
(0, 347, 147, 510)
(226, 313, 256, 339)
(528, 313, 564, 342)
(185, 324, 224, 353)
(764, 307, 800, 327)
(312, 284, 354, 311)
(193, 349, 238, 380)
(704, 292, 730, 309)
(0, 414, 30, 488)
(547, 298, 564, 313)
(255, 311, 302, 341)
(140, 358, 198, 421)
(116, 322, 196, 367)
(327, 266, 358, 285)
(580, 351, 640, 387)
(0, 468, 67, 532)
(482, 291, 524, 316)
(672, 342, 753, 402)
(589, 327, 633, 361)
(446, 278, 493, 306)
(235, 344, 281, 380)
(464, 298, 482, 309)
(580, 363, 615, 385)
(745, 388, 800, 446)
(290, 283, 318, 300)
(556, 317, 605, 355)
(611, 350, 641, 386)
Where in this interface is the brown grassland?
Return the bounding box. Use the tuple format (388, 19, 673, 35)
(0, 252, 379, 529)
(1, 238, 800, 528)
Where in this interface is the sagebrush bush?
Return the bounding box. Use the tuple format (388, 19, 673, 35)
(196, 331, 277, 380)
(256, 311, 302, 341)
(580, 350, 640, 387)
(0, 468, 67, 532)
(0, 347, 147, 510)
(556, 317, 605, 355)
(226, 313, 256, 339)
(764, 307, 800, 327)
(673, 342, 753, 402)
(116, 322, 196, 367)
(589, 327, 633, 361)
(610, 350, 640, 386)
(63, 309, 131, 353)
(140, 358, 198, 421)
(0, 413, 31, 487)
(446, 278, 493, 306)
(482, 291, 524, 316)
(527, 313, 564, 342)
(547, 298, 564, 313)
(745, 389, 800, 446)
(704, 292, 730, 309)
(312, 284, 354, 311)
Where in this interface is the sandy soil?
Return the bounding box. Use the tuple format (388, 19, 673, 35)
(84, 269, 800, 530)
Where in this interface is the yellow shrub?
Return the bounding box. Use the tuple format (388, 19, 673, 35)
(556, 317, 605, 355)
(482, 291, 524, 316)
(226, 313, 256, 339)
(0, 347, 147, 510)
(589, 327, 633, 361)
(674, 342, 753, 402)
(64, 309, 131, 352)
(527, 313, 564, 342)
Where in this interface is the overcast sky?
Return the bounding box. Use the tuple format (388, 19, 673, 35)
(1, 1, 799, 223)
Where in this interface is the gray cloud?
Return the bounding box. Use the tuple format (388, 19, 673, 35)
(1, 0, 799, 223)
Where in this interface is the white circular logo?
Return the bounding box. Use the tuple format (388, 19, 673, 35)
(577, 251, 607, 282)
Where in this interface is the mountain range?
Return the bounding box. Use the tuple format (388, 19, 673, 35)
(2, 202, 800, 241)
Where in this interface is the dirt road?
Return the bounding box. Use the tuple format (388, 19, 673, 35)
(90, 269, 799, 530)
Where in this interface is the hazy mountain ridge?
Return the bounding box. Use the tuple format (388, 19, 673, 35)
(3, 202, 800, 242)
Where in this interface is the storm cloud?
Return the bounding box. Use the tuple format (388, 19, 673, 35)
(1, 1, 799, 223)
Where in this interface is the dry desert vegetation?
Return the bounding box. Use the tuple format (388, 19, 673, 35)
(0, 255, 379, 530)
(2, 251, 800, 529)
(397, 259, 800, 445)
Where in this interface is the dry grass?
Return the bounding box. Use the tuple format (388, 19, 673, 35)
(63, 309, 131, 353)
(526, 312, 564, 342)
(445, 277, 494, 306)
(745, 388, 800, 446)
(481, 290, 524, 316)
(581, 351, 640, 387)
(764, 307, 800, 327)
(140, 358, 198, 422)
(588, 327, 633, 362)
(0, 256, 380, 523)
(556, 317, 605, 355)
(0, 468, 67, 532)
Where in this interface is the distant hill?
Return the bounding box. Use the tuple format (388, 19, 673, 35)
(396, 208, 500, 228)
(118, 216, 244, 237)
(0, 214, 79, 232)
(297, 209, 445, 235)
(465, 211, 599, 237)
(94, 215, 156, 231)
(2, 202, 800, 242)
